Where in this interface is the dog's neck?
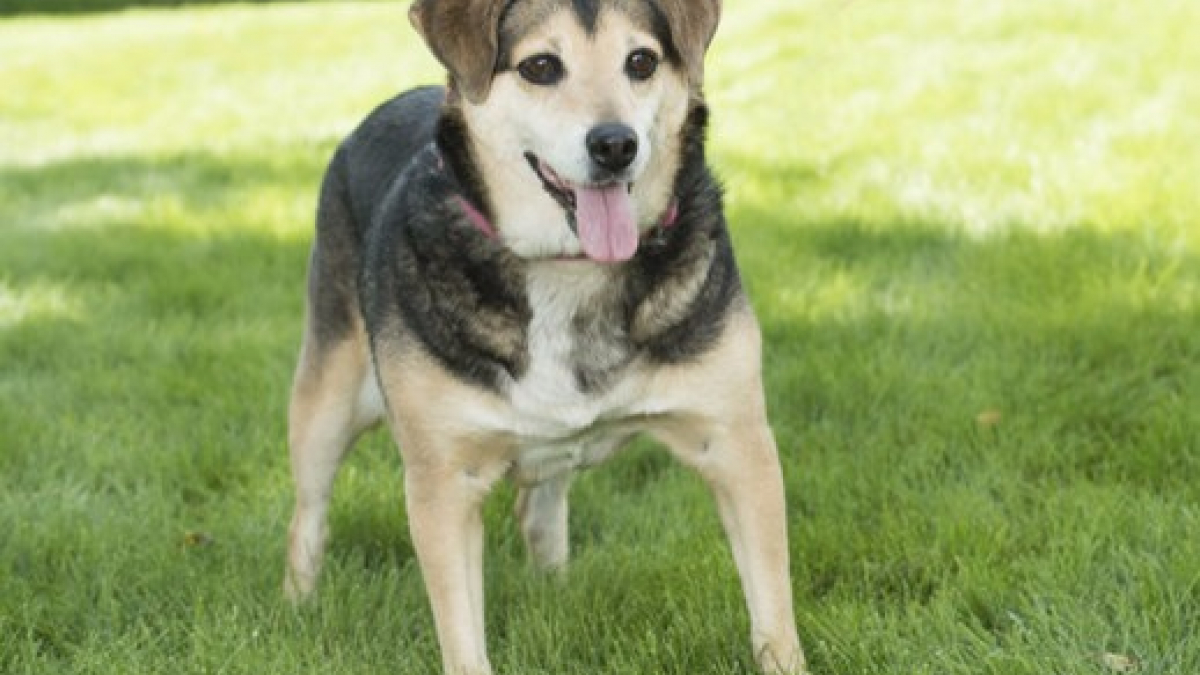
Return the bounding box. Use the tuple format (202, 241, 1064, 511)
(435, 109, 493, 223)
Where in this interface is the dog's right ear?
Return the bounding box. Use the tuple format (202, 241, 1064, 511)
(409, 0, 505, 104)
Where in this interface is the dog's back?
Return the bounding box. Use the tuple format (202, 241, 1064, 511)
(303, 86, 444, 351)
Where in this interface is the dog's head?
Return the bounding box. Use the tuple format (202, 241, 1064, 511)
(410, 0, 722, 261)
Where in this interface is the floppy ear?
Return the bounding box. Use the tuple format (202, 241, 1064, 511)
(409, 0, 506, 104)
(654, 0, 721, 86)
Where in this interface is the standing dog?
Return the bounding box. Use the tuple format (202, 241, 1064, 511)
(285, 0, 807, 673)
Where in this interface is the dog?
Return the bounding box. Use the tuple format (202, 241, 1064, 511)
(284, 1, 806, 673)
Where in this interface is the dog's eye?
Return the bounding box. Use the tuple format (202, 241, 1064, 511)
(625, 49, 659, 81)
(518, 54, 565, 86)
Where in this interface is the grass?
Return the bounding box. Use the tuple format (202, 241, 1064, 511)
(2, 1, 1198, 673)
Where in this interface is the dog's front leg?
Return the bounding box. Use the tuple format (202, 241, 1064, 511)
(403, 453, 503, 675)
(657, 410, 807, 675)
(710, 421, 807, 675)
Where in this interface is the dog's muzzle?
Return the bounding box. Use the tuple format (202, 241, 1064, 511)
(523, 151, 641, 263)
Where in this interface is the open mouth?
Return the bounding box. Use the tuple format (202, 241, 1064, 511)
(524, 152, 639, 263)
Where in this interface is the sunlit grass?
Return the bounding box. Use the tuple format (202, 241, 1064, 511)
(2, 2, 1199, 674)
(710, 0, 1200, 237)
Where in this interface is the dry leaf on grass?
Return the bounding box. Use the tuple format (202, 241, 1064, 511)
(975, 409, 1002, 427)
(1099, 652, 1141, 673)
(182, 531, 215, 549)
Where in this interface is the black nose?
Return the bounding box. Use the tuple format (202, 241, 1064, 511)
(586, 124, 639, 173)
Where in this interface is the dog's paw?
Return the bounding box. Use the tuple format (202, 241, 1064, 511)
(756, 639, 808, 675)
(282, 569, 317, 605)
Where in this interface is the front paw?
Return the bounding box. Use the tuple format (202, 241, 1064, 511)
(756, 639, 808, 674)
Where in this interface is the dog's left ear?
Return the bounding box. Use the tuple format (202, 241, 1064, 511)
(409, 0, 506, 104)
(654, 0, 721, 87)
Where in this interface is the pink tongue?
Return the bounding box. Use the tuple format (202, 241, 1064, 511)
(574, 185, 637, 262)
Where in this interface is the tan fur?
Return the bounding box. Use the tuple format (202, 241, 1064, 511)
(379, 347, 512, 675)
(285, 312, 383, 599)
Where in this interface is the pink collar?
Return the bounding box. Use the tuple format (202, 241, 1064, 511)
(457, 197, 499, 239)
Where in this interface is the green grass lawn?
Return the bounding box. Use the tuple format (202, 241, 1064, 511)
(2, 1, 1198, 673)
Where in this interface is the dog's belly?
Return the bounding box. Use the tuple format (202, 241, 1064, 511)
(506, 417, 641, 484)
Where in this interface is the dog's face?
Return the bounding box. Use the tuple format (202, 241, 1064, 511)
(411, 0, 721, 261)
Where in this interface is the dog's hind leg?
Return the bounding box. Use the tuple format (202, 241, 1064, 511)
(515, 473, 573, 570)
(285, 328, 381, 601)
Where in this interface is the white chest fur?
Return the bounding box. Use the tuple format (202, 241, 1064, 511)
(446, 263, 674, 484)
(505, 263, 648, 435)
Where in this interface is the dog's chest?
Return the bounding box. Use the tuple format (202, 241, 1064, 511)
(500, 265, 651, 442)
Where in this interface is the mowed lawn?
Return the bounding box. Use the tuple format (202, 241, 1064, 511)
(2, 1, 1198, 673)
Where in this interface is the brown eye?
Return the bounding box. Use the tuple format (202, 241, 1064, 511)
(625, 48, 659, 81)
(518, 54, 565, 85)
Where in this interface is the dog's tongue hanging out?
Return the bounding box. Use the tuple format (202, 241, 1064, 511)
(574, 184, 638, 262)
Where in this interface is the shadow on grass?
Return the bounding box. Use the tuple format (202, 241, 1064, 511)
(728, 199, 1199, 635)
(6, 150, 1197, 454)
(735, 200, 1198, 477)
(4, 149, 1199, 675)
(6, 146, 1197, 510)
(0, 150, 327, 505)
(0, 146, 328, 235)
